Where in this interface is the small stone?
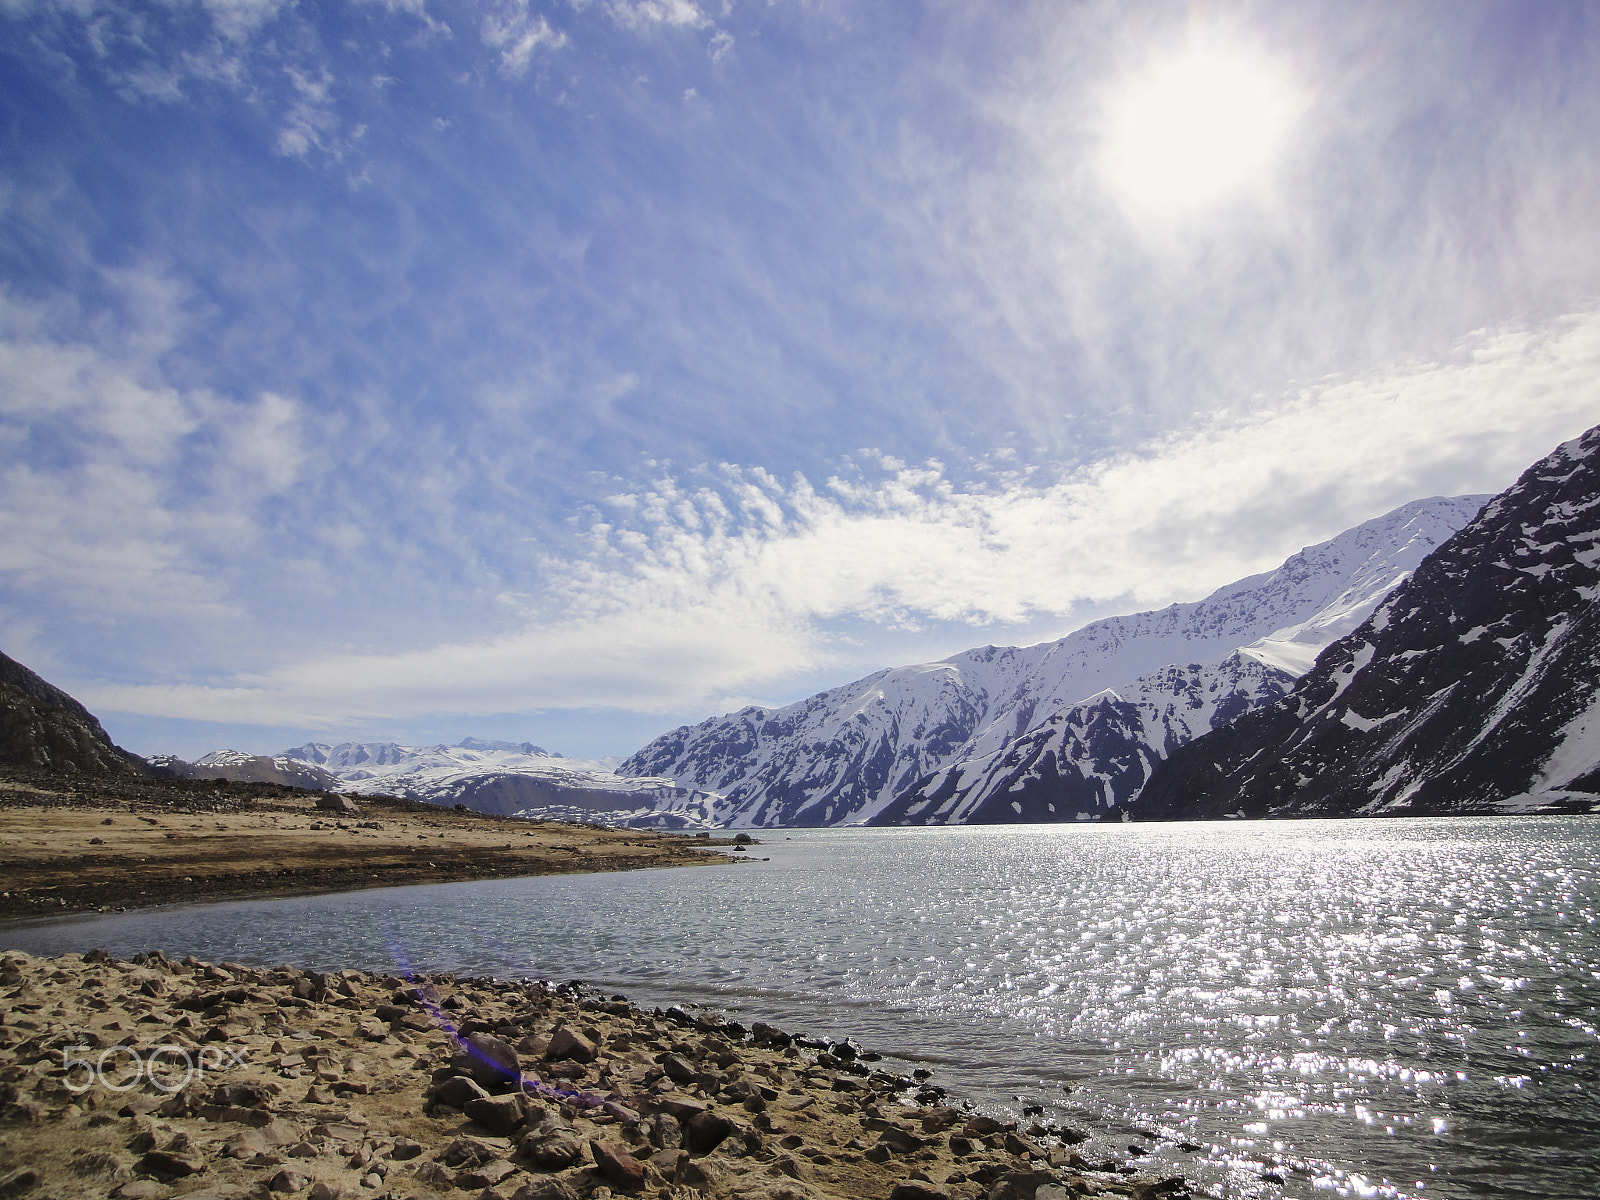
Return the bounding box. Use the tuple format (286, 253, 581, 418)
(0, 1170, 37, 1196)
(451, 1031, 522, 1090)
(221, 1129, 271, 1159)
(682, 1109, 736, 1155)
(465, 1092, 529, 1135)
(590, 1141, 645, 1193)
(889, 1185, 951, 1200)
(412, 1162, 453, 1188)
(454, 1159, 517, 1189)
(660, 1054, 696, 1083)
(137, 1151, 204, 1179)
(113, 1183, 170, 1200)
(267, 1168, 312, 1193)
(509, 1179, 577, 1200)
(387, 1137, 423, 1161)
(307, 1185, 341, 1200)
(878, 1127, 927, 1155)
(520, 1128, 586, 1170)
(545, 1026, 598, 1064)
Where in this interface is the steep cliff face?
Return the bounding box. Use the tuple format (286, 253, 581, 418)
(0, 651, 140, 775)
(1138, 426, 1600, 819)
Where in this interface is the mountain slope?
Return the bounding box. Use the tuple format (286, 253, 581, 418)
(622, 495, 1488, 826)
(146, 750, 337, 790)
(871, 651, 1295, 824)
(1137, 426, 1600, 819)
(281, 740, 718, 826)
(0, 651, 141, 775)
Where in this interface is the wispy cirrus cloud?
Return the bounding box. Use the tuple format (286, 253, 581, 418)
(77, 310, 1600, 728)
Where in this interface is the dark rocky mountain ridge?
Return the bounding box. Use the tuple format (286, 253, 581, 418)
(1137, 425, 1600, 819)
(0, 650, 141, 775)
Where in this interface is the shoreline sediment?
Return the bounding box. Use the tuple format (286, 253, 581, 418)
(0, 949, 1187, 1200)
(0, 771, 733, 921)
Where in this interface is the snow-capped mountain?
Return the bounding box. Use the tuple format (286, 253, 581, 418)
(870, 651, 1296, 824)
(280, 739, 719, 828)
(621, 494, 1489, 826)
(1138, 426, 1600, 819)
(145, 749, 337, 790)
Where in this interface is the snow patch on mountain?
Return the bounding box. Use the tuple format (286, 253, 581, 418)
(279, 740, 719, 826)
(623, 494, 1489, 826)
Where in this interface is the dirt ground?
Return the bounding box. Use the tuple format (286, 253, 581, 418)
(0, 770, 736, 920)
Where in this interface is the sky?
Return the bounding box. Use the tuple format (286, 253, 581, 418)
(1, 0, 1598, 762)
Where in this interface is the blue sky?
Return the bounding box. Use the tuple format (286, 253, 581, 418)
(2, 0, 1598, 761)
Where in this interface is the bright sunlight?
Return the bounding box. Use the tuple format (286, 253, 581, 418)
(1099, 42, 1302, 225)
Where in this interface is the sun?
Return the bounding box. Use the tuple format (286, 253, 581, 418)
(1098, 42, 1302, 225)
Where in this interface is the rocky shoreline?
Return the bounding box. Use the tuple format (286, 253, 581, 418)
(0, 950, 1190, 1200)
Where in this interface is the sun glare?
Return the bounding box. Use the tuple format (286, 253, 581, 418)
(1099, 43, 1301, 225)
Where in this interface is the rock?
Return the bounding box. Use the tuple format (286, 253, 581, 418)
(509, 1179, 578, 1200)
(920, 1107, 964, 1133)
(1005, 1132, 1046, 1159)
(520, 1127, 586, 1170)
(387, 1138, 423, 1161)
(307, 1184, 340, 1200)
(113, 1183, 169, 1200)
(210, 1081, 275, 1108)
(660, 1053, 696, 1083)
(267, 1168, 312, 1193)
(877, 1127, 927, 1155)
(411, 1162, 453, 1188)
(137, 1151, 204, 1178)
(750, 1021, 791, 1047)
(452, 1031, 522, 1090)
(590, 1141, 646, 1193)
(441, 1136, 505, 1169)
(0, 1170, 37, 1196)
(963, 1115, 1014, 1137)
(221, 1129, 272, 1159)
(889, 1185, 951, 1200)
(315, 794, 359, 814)
(454, 1159, 517, 1189)
(433, 1074, 492, 1109)
(682, 1109, 736, 1155)
(465, 1093, 530, 1136)
(545, 1027, 598, 1064)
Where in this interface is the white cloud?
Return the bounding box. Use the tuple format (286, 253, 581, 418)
(0, 296, 308, 619)
(83, 309, 1600, 727)
(480, 0, 567, 76)
(606, 0, 710, 31)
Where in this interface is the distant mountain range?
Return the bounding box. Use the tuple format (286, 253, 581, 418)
(1137, 426, 1600, 819)
(277, 738, 720, 828)
(621, 494, 1489, 826)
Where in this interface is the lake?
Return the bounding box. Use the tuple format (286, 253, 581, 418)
(4, 818, 1597, 1199)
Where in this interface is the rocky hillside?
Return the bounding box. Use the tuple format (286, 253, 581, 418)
(622, 495, 1488, 826)
(145, 749, 338, 791)
(0, 650, 141, 775)
(1137, 425, 1600, 819)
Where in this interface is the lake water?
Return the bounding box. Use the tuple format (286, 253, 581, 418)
(4, 818, 1598, 1200)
